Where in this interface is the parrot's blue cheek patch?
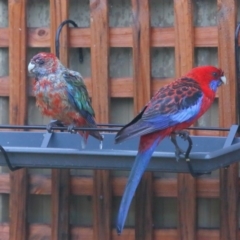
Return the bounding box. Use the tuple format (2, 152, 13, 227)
(209, 80, 221, 92)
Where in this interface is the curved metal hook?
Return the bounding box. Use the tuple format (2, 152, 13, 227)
(55, 19, 84, 63)
(235, 22, 240, 123)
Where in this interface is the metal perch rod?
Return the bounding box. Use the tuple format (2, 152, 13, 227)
(0, 124, 232, 132)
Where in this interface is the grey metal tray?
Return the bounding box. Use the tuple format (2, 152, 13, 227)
(0, 125, 239, 174)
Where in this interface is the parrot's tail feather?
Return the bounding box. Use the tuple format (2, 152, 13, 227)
(88, 130, 103, 141)
(116, 134, 162, 234)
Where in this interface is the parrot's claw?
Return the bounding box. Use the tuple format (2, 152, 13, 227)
(46, 119, 64, 133)
(175, 147, 185, 162)
(177, 130, 190, 141)
(67, 124, 77, 134)
(170, 131, 188, 161)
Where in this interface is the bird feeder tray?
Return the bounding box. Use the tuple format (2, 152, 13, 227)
(0, 125, 239, 174)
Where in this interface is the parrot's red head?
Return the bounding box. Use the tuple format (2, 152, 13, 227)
(28, 52, 63, 79)
(185, 66, 226, 93)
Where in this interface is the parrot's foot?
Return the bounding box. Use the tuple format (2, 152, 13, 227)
(174, 147, 185, 162)
(177, 130, 190, 141)
(171, 130, 191, 161)
(46, 120, 64, 133)
(67, 124, 77, 134)
(170, 132, 186, 161)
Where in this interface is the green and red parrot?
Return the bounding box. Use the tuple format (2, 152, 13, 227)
(28, 52, 103, 148)
(115, 66, 226, 234)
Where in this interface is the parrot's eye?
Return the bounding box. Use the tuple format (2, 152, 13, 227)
(212, 72, 218, 78)
(36, 58, 44, 65)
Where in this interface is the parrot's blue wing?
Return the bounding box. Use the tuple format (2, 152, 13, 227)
(115, 78, 203, 143)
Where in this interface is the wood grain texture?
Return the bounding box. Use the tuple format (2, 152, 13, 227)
(135, 172, 153, 240)
(50, 0, 69, 65)
(0, 77, 180, 98)
(217, 1, 238, 240)
(2, 26, 240, 48)
(90, 2, 111, 240)
(8, 1, 28, 240)
(0, 224, 237, 240)
(131, 1, 153, 239)
(90, 0, 110, 123)
(131, 0, 151, 113)
(0, 174, 226, 198)
(9, 0, 27, 125)
(50, 1, 70, 240)
(51, 170, 70, 240)
(174, 1, 196, 240)
(93, 170, 111, 240)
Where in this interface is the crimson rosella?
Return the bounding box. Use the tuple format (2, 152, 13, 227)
(28, 52, 103, 148)
(115, 66, 226, 233)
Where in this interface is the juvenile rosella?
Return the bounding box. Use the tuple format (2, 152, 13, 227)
(28, 52, 103, 147)
(115, 66, 226, 233)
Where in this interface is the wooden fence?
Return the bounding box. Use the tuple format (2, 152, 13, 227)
(0, 0, 239, 239)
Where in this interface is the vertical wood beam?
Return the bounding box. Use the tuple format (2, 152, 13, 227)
(51, 170, 70, 240)
(131, 1, 153, 239)
(9, 0, 28, 239)
(50, 1, 70, 240)
(90, 1, 111, 240)
(50, 0, 69, 65)
(93, 170, 111, 240)
(174, 1, 196, 240)
(90, 0, 110, 123)
(135, 172, 152, 240)
(217, 1, 238, 240)
(132, 0, 151, 115)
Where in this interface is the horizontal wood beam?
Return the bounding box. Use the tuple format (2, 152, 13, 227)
(0, 77, 219, 99)
(0, 224, 235, 240)
(0, 27, 221, 48)
(0, 174, 224, 198)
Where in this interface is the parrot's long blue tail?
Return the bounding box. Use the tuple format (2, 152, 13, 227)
(116, 134, 162, 234)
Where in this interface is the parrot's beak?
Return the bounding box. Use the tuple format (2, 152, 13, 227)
(220, 75, 227, 85)
(28, 62, 35, 73)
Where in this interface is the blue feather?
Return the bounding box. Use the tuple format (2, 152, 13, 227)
(144, 95, 203, 128)
(209, 79, 221, 92)
(116, 135, 161, 234)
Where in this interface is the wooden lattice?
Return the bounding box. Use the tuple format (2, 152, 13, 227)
(0, 0, 238, 239)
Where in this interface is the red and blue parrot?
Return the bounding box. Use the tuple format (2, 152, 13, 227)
(28, 52, 103, 148)
(115, 66, 226, 233)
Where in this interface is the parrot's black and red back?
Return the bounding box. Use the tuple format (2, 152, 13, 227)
(115, 66, 226, 145)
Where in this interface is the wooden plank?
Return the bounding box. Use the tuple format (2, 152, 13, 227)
(174, 1, 196, 240)
(28, 27, 50, 47)
(131, 0, 152, 239)
(51, 170, 70, 240)
(90, 0, 110, 123)
(0, 28, 8, 47)
(0, 76, 9, 97)
(217, 1, 238, 240)
(0, 26, 222, 49)
(50, 1, 70, 240)
(132, 0, 151, 113)
(1, 76, 221, 99)
(93, 170, 111, 240)
(8, 1, 28, 240)
(29, 224, 51, 239)
(135, 172, 153, 240)
(90, 1, 111, 240)
(9, 1, 27, 124)
(0, 224, 230, 240)
(50, 0, 69, 65)
(0, 174, 227, 198)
